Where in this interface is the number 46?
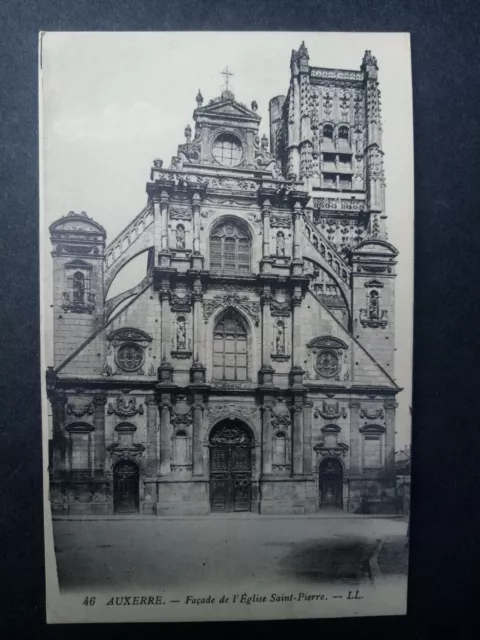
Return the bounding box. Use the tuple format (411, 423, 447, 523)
(83, 597, 96, 606)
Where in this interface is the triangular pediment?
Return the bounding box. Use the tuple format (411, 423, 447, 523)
(196, 98, 261, 122)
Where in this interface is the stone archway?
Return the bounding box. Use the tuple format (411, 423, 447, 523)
(319, 457, 343, 509)
(113, 459, 139, 514)
(209, 420, 252, 513)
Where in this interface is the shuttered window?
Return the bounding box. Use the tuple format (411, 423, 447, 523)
(210, 219, 251, 274)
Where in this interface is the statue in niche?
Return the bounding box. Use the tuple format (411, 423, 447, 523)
(73, 271, 85, 304)
(276, 321, 285, 355)
(176, 316, 186, 350)
(369, 290, 380, 320)
(176, 224, 186, 249)
(276, 231, 286, 256)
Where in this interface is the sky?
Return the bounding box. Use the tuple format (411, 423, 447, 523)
(40, 32, 413, 448)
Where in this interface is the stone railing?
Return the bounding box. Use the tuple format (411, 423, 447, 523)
(303, 215, 351, 284)
(104, 204, 154, 269)
(310, 67, 364, 83)
(313, 197, 366, 213)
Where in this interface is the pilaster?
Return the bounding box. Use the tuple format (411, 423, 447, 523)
(145, 394, 158, 476)
(92, 393, 107, 474)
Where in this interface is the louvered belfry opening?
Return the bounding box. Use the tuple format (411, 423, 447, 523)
(213, 309, 248, 381)
(210, 218, 251, 274)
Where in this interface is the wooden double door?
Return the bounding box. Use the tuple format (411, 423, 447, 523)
(113, 460, 139, 514)
(210, 439, 252, 512)
(319, 457, 343, 509)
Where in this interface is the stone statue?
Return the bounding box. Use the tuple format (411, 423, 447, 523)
(73, 271, 85, 304)
(369, 291, 380, 320)
(176, 225, 186, 249)
(276, 322, 285, 355)
(177, 318, 186, 350)
(276, 231, 285, 256)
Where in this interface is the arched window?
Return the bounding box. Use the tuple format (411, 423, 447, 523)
(273, 431, 287, 466)
(213, 309, 248, 381)
(174, 430, 188, 466)
(338, 125, 349, 141)
(210, 219, 251, 274)
(323, 124, 334, 140)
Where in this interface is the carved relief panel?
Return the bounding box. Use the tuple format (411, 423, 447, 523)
(304, 336, 350, 383)
(103, 328, 155, 377)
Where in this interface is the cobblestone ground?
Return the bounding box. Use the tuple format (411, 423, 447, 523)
(52, 515, 409, 592)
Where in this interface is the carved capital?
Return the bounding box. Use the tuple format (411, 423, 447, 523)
(92, 393, 107, 407)
(293, 201, 302, 219)
(51, 391, 67, 409)
(145, 394, 157, 406)
(159, 190, 170, 207)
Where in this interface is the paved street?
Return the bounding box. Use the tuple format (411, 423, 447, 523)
(52, 515, 408, 593)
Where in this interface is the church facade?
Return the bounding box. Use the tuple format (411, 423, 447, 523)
(47, 43, 401, 516)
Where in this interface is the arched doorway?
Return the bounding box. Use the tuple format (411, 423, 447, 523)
(113, 460, 139, 514)
(319, 457, 343, 509)
(209, 420, 252, 512)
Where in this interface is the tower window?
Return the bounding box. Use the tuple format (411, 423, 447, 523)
(338, 125, 349, 141)
(212, 134, 243, 167)
(210, 219, 251, 274)
(323, 124, 334, 139)
(213, 309, 248, 381)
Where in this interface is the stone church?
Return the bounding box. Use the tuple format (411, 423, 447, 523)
(47, 43, 401, 516)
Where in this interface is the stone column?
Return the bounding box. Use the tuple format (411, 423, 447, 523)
(192, 393, 205, 476)
(261, 288, 272, 369)
(159, 286, 170, 362)
(261, 403, 273, 476)
(262, 198, 271, 258)
(349, 400, 361, 476)
(92, 393, 107, 474)
(159, 190, 169, 251)
(303, 400, 313, 476)
(192, 278, 204, 364)
(145, 395, 158, 476)
(153, 195, 162, 250)
(291, 290, 303, 369)
(291, 403, 304, 475)
(158, 393, 171, 475)
(384, 397, 397, 491)
(292, 201, 303, 262)
(50, 392, 67, 475)
(192, 191, 201, 255)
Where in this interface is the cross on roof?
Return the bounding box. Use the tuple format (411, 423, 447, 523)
(221, 66, 234, 92)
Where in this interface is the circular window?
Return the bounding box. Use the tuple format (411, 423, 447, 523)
(116, 342, 144, 372)
(315, 349, 340, 378)
(212, 134, 243, 167)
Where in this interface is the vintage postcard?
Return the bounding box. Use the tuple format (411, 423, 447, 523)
(40, 32, 413, 623)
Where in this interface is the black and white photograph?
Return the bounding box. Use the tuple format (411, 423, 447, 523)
(40, 31, 414, 623)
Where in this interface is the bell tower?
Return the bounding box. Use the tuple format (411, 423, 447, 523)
(49, 211, 106, 367)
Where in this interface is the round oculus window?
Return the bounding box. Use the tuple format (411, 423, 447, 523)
(115, 342, 144, 372)
(212, 134, 243, 167)
(315, 349, 340, 378)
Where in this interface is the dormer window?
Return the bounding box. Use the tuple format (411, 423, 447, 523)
(212, 133, 243, 167)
